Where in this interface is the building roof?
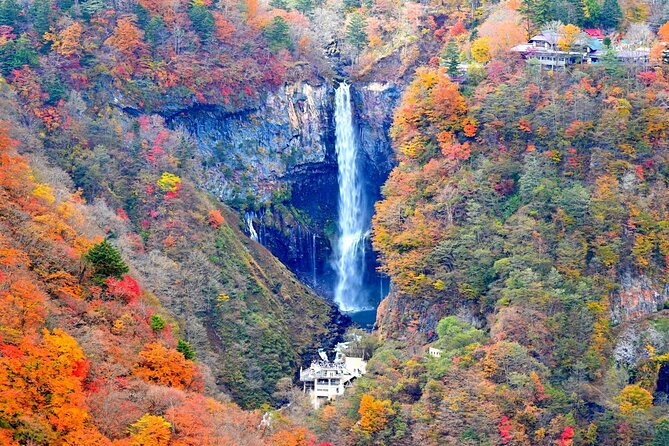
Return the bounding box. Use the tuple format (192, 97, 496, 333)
(584, 28, 605, 39)
(510, 43, 534, 53)
(530, 31, 559, 45)
(591, 48, 650, 59)
(586, 39, 603, 51)
(300, 361, 351, 381)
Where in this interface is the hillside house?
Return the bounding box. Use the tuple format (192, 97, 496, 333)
(428, 347, 444, 358)
(511, 29, 649, 68)
(299, 343, 367, 409)
(511, 30, 601, 68)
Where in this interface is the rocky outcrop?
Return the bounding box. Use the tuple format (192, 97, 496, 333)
(611, 272, 669, 324)
(376, 287, 482, 342)
(169, 83, 335, 201)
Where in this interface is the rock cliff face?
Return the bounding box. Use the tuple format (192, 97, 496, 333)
(168, 83, 335, 201)
(376, 288, 481, 342)
(353, 82, 399, 189)
(611, 272, 669, 324)
(168, 81, 400, 304)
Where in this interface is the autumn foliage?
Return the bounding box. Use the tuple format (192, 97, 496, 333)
(134, 342, 200, 390)
(0, 121, 318, 444)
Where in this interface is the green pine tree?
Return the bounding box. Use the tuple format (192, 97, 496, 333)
(144, 16, 166, 48)
(150, 315, 166, 331)
(0, 0, 20, 27)
(30, 0, 54, 37)
(86, 240, 129, 285)
(519, 0, 551, 37)
(342, 0, 361, 11)
(602, 46, 623, 77)
(0, 33, 39, 76)
(346, 12, 368, 51)
(177, 339, 196, 360)
(263, 16, 293, 53)
(292, 0, 313, 14)
(442, 40, 460, 77)
(81, 0, 105, 17)
(654, 419, 669, 446)
(600, 0, 622, 29)
(189, 4, 215, 40)
(582, 0, 601, 27)
(269, 0, 290, 10)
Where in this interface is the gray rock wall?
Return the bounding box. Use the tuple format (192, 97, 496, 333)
(169, 83, 335, 201)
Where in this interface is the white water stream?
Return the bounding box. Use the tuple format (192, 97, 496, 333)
(246, 212, 259, 242)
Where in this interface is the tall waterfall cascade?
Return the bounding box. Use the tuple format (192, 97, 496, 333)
(333, 83, 370, 312)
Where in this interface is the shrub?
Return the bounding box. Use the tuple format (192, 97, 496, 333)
(150, 314, 166, 331)
(177, 339, 195, 360)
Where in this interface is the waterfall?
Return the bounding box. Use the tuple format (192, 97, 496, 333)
(333, 83, 369, 312)
(311, 233, 317, 286)
(246, 212, 259, 242)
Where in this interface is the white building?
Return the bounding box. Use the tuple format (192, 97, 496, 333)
(299, 344, 367, 409)
(428, 347, 443, 358)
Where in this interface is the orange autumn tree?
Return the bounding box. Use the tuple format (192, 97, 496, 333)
(0, 329, 108, 445)
(104, 17, 148, 80)
(268, 427, 312, 446)
(659, 21, 669, 41)
(355, 394, 395, 439)
(106, 18, 146, 56)
(0, 251, 45, 340)
(390, 67, 468, 163)
(133, 342, 200, 390)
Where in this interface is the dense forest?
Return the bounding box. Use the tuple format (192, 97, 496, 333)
(1, 0, 669, 444)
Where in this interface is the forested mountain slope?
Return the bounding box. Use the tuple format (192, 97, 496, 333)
(0, 108, 254, 444)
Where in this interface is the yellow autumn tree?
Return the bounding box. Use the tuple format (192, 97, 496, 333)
(617, 384, 653, 414)
(156, 172, 182, 192)
(471, 36, 491, 63)
(356, 394, 395, 437)
(129, 414, 172, 446)
(558, 24, 581, 52)
(32, 183, 55, 203)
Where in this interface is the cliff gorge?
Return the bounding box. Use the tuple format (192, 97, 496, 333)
(170, 81, 400, 304)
